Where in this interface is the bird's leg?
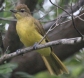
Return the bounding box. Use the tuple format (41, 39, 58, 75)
(33, 42, 39, 50)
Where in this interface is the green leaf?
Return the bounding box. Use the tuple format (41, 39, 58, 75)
(0, 63, 18, 74)
(71, 65, 83, 77)
(35, 71, 60, 78)
(15, 72, 34, 78)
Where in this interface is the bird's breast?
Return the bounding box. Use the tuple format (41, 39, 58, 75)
(16, 18, 43, 46)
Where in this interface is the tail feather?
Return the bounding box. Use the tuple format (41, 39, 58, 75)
(51, 52, 69, 73)
(42, 56, 55, 75)
(42, 52, 69, 75)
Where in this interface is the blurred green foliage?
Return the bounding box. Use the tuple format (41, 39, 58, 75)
(0, 63, 18, 78)
(0, 0, 14, 33)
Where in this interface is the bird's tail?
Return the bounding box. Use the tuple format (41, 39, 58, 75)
(42, 52, 69, 75)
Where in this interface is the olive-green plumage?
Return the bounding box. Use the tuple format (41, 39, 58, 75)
(11, 4, 69, 75)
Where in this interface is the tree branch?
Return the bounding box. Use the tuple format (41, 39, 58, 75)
(0, 37, 82, 64)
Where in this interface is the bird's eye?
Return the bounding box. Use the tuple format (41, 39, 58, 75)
(20, 9, 25, 12)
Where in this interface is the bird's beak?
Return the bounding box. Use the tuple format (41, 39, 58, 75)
(10, 9, 17, 13)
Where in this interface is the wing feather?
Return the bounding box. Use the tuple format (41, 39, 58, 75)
(34, 19, 49, 42)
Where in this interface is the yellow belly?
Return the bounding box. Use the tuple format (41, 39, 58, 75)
(16, 18, 51, 56)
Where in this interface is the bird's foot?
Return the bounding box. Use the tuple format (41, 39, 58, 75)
(16, 49, 21, 54)
(33, 42, 39, 50)
(16, 49, 24, 56)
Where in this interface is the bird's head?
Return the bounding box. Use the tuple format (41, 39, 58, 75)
(10, 4, 31, 19)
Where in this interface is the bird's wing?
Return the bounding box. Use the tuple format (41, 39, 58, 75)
(34, 19, 49, 42)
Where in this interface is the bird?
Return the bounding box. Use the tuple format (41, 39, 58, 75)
(10, 4, 69, 75)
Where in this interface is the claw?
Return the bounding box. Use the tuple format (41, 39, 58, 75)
(16, 49, 21, 54)
(16, 49, 24, 56)
(33, 42, 39, 50)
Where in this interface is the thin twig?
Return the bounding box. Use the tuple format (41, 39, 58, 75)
(38, 21, 56, 44)
(39, 7, 56, 20)
(0, 17, 16, 21)
(4, 46, 9, 54)
(76, 15, 84, 22)
(41, 15, 69, 23)
(39, 17, 61, 44)
(71, 2, 83, 38)
(59, 12, 84, 27)
(56, 0, 58, 17)
(49, 17, 61, 31)
(49, 0, 71, 16)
